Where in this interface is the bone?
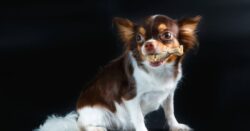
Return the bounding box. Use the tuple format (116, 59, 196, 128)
(167, 45, 184, 56)
(145, 45, 184, 62)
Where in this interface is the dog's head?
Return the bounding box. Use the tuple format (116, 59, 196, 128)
(113, 15, 201, 69)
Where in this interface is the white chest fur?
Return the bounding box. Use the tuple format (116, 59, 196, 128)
(130, 53, 182, 115)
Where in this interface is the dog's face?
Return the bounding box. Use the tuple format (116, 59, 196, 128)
(113, 15, 201, 68)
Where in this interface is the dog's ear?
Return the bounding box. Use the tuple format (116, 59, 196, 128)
(178, 16, 201, 50)
(113, 17, 134, 44)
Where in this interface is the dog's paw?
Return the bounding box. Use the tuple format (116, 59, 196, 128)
(169, 123, 193, 131)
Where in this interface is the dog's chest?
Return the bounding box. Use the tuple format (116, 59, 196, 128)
(132, 64, 181, 115)
(133, 64, 181, 94)
(138, 74, 179, 114)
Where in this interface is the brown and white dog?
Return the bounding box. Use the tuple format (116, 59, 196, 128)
(36, 14, 201, 131)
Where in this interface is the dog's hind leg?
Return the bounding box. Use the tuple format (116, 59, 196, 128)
(77, 107, 114, 131)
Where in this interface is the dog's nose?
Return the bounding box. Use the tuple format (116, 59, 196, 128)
(145, 42, 155, 53)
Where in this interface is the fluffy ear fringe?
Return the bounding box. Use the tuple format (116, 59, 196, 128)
(113, 17, 134, 44)
(178, 15, 201, 51)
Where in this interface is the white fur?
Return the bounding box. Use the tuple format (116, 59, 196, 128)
(35, 112, 79, 131)
(77, 107, 112, 129)
(114, 102, 134, 130)
(77, 104, 134, 131)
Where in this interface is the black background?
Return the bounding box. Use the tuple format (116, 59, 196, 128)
(1, 0, 250, 131)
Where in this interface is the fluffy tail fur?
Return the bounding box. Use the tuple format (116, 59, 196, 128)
(35, 112, 80, 131)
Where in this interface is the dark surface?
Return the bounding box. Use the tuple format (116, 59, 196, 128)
(1, 0, 250, 131)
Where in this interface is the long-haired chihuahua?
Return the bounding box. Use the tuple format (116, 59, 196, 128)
(36, 14, 201, 131)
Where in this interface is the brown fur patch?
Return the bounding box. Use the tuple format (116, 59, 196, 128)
(158, 23, 168, 32)
(151, 16, 178, 38)
(77, 54, 136, 112)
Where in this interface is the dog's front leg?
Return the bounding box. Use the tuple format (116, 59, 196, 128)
(124, 98, 148, 131)
(162, 92, 192, 131)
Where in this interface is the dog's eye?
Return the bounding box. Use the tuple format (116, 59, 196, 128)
(135, 34, 144, 43)
(159, 32, 173, 41)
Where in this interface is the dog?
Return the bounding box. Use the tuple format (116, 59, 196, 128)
(36, 14, 201, 131)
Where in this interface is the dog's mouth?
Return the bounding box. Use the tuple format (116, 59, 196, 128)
(145, 53, 170, 67)
(145, 45, 184, 67)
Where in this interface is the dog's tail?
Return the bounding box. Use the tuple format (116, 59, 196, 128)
(34, 112, 80, 131)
